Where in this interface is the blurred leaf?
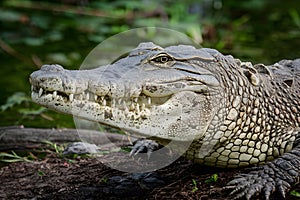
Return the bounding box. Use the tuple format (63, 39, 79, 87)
(0, 9, 22, 22)
(47, 31, 63, 42)
(31, 14, 50, 29)
(289, 9, 300, 28)
(191, 179, 198, 192)
(1, 92, 31, 111)
(87, 34, 105, 43)
(23, 37, 44, 46)
(290, 190, 300, 197)
(111, 25, 129, 34)
(40, 113, 54, 121)
(69, 52, 81, 60)
(46, 53, 72, 66)
(0, 151, 34, 163)
(134, 18, 165, 28)
(37, 171, 45, 176)
(18, 107, 47, 115)
(205, 174, 218, 183)
(186, 25, 202, 44)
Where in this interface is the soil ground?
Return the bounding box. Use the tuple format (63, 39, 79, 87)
(1, 151, 299, 200)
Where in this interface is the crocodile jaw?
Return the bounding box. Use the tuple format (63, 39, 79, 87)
(31, 83, 212, 142)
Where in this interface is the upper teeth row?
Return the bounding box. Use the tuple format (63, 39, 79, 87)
(35, 87, 152, 107)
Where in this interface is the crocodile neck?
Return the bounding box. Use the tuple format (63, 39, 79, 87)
(186, 56, 300, 167)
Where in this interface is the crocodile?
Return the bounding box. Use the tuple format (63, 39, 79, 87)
(29, 42, 300, 199)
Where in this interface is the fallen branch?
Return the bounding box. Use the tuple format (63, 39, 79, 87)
(0, 126, 133, 151)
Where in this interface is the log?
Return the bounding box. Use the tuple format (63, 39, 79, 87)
(0, 126, 134, 151)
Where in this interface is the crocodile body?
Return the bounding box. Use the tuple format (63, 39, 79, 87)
(30, 42, 300, 199)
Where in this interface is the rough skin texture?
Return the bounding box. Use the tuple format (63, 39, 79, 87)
(228, 134, 300, 200)
(29, 42, 300, 199)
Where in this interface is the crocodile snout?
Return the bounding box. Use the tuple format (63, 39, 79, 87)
(40, 64, 65, 72)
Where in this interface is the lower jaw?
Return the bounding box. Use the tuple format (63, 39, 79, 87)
(31, 90, 201, 141)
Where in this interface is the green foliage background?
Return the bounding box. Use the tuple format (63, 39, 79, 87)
(0, 0, 299, 128)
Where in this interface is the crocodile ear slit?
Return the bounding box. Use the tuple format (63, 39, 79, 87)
(254, 64, 272, 76)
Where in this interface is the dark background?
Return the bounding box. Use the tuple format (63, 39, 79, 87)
(1, 0, 300, 128)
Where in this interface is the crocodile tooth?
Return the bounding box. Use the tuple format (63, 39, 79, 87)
(123, 101, 127, 108)
(112, 98, 116, 107)
(123, 102, 129, 115)
(69, 94, 74, 102)
(134, 114, 140, 120)
(78, 94, 83, 100)
(140, 110, 148, 119)
(126, 101, 132, 108)
(94, 94, 98, 101)
(103, 99, 107, 106)
(53, 91, 57, 98)
(133, 97, 138, 103)
(100, 96, 104, 101)
(38, 88, 43, 97)
(86, 92, 89, 100)
(130, 103, 135, 111)
(125, 110, 130, 117)
(141, 103, 146, 110)
(118, 99, 122, 105)
(31, 86, 34, 91)
(136, 103, 140, 114)
(88, 93, 95, 100)
(147, 97, 151, 105)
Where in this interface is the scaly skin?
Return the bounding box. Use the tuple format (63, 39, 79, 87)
(29, 42, 300, 199)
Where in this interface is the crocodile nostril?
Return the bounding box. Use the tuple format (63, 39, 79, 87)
(40, 64, 64, 72)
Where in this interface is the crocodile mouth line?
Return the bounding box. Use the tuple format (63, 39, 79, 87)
(31, 85, 171, 120)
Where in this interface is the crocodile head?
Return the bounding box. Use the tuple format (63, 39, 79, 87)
(30, 42, 226, 142)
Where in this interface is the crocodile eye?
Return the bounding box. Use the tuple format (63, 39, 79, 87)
(152, 54, 173, 63)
